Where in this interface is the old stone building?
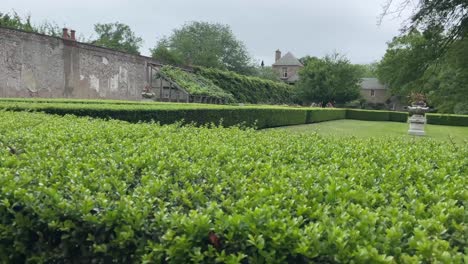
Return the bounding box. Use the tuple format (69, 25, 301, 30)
(271, 50, 303, 84)
(360, 78, 390, 104)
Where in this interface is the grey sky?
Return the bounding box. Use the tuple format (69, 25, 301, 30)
(3, 0, 411, 65)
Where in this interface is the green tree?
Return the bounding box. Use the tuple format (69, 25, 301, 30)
(376, 30, 437, 96)
(151, 21, 254, 74)
(377, 30, 468, 113)
(0, 11, 34, 31)
(252, 66, 279, 81)
(355, 62, 378, 78)
(378, 1, 468, 113)
(295, 53, 361, 105)
(92, 22, 143, 55)
(150, 39, 184, 65)
(0, 11, 61, 36)
(381, 0, 467, 57)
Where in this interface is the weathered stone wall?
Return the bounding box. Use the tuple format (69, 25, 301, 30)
(360, 89, 390, 104)
(272, 65, 302, 83)
(0, 27, 160, 100)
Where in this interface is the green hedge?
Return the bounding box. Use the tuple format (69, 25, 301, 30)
(3, 100, 468, 127)
(159, 66, 234, 101)
(426, 113, 468, 126)
(306, 109, 346, 123)
(0, 102, 311, 129)
(2, 111, 465, 262)
(389, 111, 408, 122)
(346, 109, 390, 121)
(194, 67, 294, 104)
(346, 109, 408, 123)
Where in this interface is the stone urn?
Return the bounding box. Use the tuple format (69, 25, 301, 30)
(408, 104, 429, 136)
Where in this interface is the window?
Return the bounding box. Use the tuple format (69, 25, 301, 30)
(282, 67, 288, 78)
(370, 89, 375, 97)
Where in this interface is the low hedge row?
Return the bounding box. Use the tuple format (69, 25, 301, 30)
(426, 113, 468, 127)
(346, 109, 408, 122)
(2, 101, 468, 127)
(307, 109, 346, 123)
(0, 102, 310, 129)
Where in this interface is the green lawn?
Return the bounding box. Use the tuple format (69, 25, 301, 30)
(271, 119, 468, 144)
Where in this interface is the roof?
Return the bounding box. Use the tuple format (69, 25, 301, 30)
(360, 78, 386, 90)
(272, 52, 303, 66)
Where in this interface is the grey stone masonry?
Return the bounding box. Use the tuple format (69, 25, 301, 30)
(0, 26, 163, 100)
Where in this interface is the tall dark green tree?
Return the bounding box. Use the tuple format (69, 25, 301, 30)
(151, 22, 254, 74)
(92, 22, 143, 55)
(295, 53, 361, 104)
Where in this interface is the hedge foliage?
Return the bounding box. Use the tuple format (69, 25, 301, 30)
(194, 67, 294, 104)
(0, 101, 309, 128)
(426, 113, 468, 127)
(0, 111, 466, 263)
(3, 100, 468, 128)
(159, 66, 234, 101)
(0, 102, 346, 128)
(346, 109, 408, 123)
(306, 109, 346, 123)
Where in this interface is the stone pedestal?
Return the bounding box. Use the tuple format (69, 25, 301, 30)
(408, 114, 426, 136)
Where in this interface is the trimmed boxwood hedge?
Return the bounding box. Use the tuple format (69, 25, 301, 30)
(2, 100, 468, 127)
(426, 113, 468, 127)
(0, 102, 310, 129)
(306, 109, 346, 123)
(346, 109, 408, 123)
(2, 111, 466, 263)
(346, 109, 390, 121)
(389, 111, 408, 122)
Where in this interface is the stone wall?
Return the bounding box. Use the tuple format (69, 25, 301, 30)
(0, 27, 161, 100)
(272, 65, 301, 83)
(360, 88, 390, 104)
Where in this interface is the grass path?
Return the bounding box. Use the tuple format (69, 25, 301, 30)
(270, 119, 468, 144)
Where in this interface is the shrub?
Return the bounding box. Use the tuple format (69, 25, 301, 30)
(0, 101, 307, 129)
(194, 67, 294, 104)
(159, 66, 234, 101)
(346, 109, 390, 121)
(389, 111, 408, 122)
(426, 113, 468, 126)
(306, 108, 346, 123)
(0, 111, 465, 263)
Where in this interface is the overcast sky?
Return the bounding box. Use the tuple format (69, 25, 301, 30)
(3, 0, 413, 65)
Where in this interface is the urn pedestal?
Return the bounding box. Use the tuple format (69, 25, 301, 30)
(408, 106, 429, 136)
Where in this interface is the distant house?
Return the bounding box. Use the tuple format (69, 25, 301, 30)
(360, 78, 390, 104)
(272, 50, 303, 84)
(360, 78, 404, 110)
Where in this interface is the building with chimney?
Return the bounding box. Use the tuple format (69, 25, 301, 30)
(271, 50, 303, 84)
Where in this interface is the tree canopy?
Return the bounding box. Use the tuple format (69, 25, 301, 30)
(0, 11, 61, 37)
(377, 29, 468, 113)
(381, 0, 467, 57)
(377, 1, 468, 113)
(295, 53, 361, 105)
(151, 21, 254, 74)
(92, 22, 143, 55)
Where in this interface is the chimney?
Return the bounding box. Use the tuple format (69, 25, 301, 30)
(70, 30, 76, 41)
(62, 28, 69, 39)
(275, 49, 281, 62)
